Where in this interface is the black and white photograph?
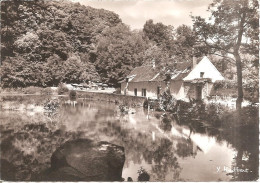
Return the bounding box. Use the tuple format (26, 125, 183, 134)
(0, 0, 259, 182)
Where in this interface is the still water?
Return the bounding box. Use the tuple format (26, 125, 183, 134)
(0, 95, 258, 181)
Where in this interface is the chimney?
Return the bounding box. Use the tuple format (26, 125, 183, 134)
(152, 59, 155, 68)
(192, 48, 197, 69)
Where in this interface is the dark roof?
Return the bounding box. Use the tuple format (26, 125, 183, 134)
(127, 65, 165, 82)
(125, 61, 193, 83)
(173, 61, 192, 71)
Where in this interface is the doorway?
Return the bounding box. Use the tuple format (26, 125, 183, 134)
(134, 88, 137, 96)
(142, 89, 146, 97)
(157, 86, 161, 98)
(196, 85, 202, 100)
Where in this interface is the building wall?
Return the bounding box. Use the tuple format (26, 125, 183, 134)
(183, 56, 225, 82)
(182, 82, 214, 100)
(169, 80, 185, 99)
(121, 81, 167, 99)
(207, 82, 214, 97)
(121, 82, 127, 94)
(79, 91, 146, 106)
(183, 82, 196, 99)
(121, 80, 215, 100)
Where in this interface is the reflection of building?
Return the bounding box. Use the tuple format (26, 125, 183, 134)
(120, 56, 224, 100)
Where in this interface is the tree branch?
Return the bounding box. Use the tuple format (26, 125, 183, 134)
(211, 53, 236, 65)
(203, 39, 234, 54)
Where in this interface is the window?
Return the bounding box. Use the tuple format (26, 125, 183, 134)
(134, 88, 137, 96)
(200, 72, 204, 78)
(142, 89, 146, 97)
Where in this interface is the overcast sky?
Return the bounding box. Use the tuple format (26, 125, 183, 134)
(70, 0, 212, 30)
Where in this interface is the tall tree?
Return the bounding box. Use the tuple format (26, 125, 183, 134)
(143, 19, 174, 51)
(172, 25, 196, 61)
(192, 0, 259, 110)
(96, 24, 148, 86)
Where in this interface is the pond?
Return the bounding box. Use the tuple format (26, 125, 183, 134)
(0, 95, 258, 181)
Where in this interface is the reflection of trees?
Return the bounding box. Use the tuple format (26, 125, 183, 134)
(151, 139, 181, 181)
(225, 125, 259, 181)
(176, 138, 198, 158)
(175, 105, 259, 181)
(99, 121, 183, 181)
(159, 114, 172, 132)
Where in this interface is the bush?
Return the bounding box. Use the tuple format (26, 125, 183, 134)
(43, 98, 59, 113)
(69, 90, 77, 100)
(23, 86, 41, 94)
(40, 87, 53, 95)
(57, 83, 69, 95)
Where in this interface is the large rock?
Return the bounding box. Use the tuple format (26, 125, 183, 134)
(0, 159, 16, 181)
(37, 139, 125, 181)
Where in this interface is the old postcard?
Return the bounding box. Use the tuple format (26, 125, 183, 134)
(0, 0, 259, 182)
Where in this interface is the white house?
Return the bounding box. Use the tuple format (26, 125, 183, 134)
(121, 56, 225, 100)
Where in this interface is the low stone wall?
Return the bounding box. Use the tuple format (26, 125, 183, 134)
(77, 91, 146, 107)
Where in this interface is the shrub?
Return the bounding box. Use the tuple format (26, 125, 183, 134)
(69, 90, 77, 100)
(57, 83, 69, 95)
(23, 86, 41, 94)
(43, 98, 59, 113)
(40, 87, 53, 95)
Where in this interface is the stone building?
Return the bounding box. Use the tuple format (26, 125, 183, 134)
(120, 56, 225, 100)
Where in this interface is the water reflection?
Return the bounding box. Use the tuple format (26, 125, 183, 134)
(0, 95, 258, 181)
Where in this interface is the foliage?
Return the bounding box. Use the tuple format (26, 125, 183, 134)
(192, 0, 259, 109)
(40, 88, 53, 95)
(1, 122, 84, 181)
(69, 90, 77, 100)
(23, 86, 42, 95)
(0, 0, 116, 87)
(213, 80, 237, 90)
(43, 98, 59, 113)
(0, 0, 198, 88)
(143, 19, 173, 49)
(0, 56, 44, 88)
(57, 83, 69, 95)
(95, 24, 148, 86)
(143, 20, 196, 69)
(137, 167, 150, 181)
(158, 91, 177, 112)
(1, 0, 257, 94)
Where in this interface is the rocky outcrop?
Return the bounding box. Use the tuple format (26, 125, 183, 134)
(37, 139, 125, 181)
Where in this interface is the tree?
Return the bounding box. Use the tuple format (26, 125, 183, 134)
(172, 25, 196, 61)
(192, 0, 259, 110)
(96, 24, 148, 86)
(143, 19, 174, 51)
(0, 56, 43, 87)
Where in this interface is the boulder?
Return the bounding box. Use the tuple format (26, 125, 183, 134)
(0, 159, 16, 181)
(37, 139, 125, 181)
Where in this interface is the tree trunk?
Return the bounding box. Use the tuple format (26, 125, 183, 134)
(234, 10, 246, 111)
(234, 52, 243, 110)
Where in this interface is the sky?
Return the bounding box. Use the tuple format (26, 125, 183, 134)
(70, 0, 212, 30)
